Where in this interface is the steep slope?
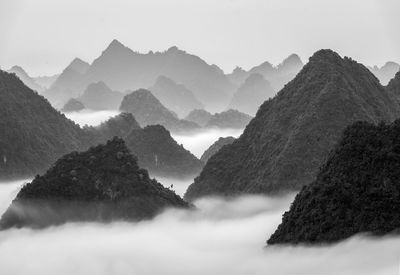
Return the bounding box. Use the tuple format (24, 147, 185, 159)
(184, 49, 400, 201)
(387, 71, 400, 102)
(200, 137, 235, 164)
(84, 40, 233, 111)
(369, 62, 400, 85)
(119, 89, 200, 133)
(0, 138, 188, 229)
(125, 125, 203, 178)
(185, 109, 213, 127)
(149, 76, 203, 117)
(79, 81, 123, 110)
(43, 58, 90, 107)
(229, 73, 275, 115)
(61, 98, 85, 112)
(0, 70, 86, 180)
(205, 109, 252, 129)
(8, 66, 43, 92)
(268, 120, 400, 245)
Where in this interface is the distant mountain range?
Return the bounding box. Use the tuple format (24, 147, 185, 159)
(369, 62, 400, 85)
(7, 66, 44, 93)
(184, 49, 400, 201)
(78, 81, 124, 110)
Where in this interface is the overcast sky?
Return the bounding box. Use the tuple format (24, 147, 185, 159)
(0, 0, 399, 76)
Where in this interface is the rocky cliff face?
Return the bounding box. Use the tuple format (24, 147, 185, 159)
(184, 49, 400, 201)
(0, 138, 188, 229)
(268, 120, 400, 245)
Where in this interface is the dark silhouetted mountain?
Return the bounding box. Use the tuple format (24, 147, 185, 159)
(61, 98, 85, 112)
(387, 71, 400, 102)
(34, 74, 59, 89)
(184, 109, 213, 127)
(43, 58, 90, 108)
(79, 81, 123, 110)
(184, 49, 400, 201)
(8, 66, 43, 92)
(0, 138, 188, 229)
(268, 120, 400, 245)
(228, 73, 275, 115)
(119, 89, 200, 133)
(200, 137, 235, 164)
(125, 125, 203, 178)
(227, 54, 304, 92)
(0, 70, 86, 180)
(205, 109, 252, 129)
(369, 62, 400, 85)
(149, 76, 204, 117)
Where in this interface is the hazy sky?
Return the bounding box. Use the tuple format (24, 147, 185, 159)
(0, 0, 399, 76)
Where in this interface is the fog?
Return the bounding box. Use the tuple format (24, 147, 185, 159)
(172, 128, 243, 158)
(64, 110, 120, 127)
(0, 181, 399, 275)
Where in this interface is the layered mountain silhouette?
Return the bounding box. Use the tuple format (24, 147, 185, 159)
(8, 66, 43, 93)
(184, 49, 400, 201)
(0, 138, 188, 229)
(149, 76, 203, 117)
(119, 89, 200, 133)
(61, 98, 85, 112)
(268, 120, 400, 245)
(387, 71, 400, 102)
(0, 70, 86, 180)
(43, 58, 90, 108)
(369, 62, 400, 85)
(205, 109, 252, 129)
(125, 125, 203, 178)
(228, 73, 275, 115)
(83, 40, 233, 111)
(79, 81, 123, 110)
(34, 74, 59, 89)
(0, 71, 203, 180)
(185, 109, 213, 127)
(227, 54, 303, 91)
(200, 136, 235, 164)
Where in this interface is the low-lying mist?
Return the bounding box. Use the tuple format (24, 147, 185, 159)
(64, 110, 120, 127)
(0, 181, 399, 275)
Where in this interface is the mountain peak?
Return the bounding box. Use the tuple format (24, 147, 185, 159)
(309, 49, 342, 64)
(66, 58, 90, 74)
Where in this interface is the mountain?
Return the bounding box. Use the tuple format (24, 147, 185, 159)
(387, 71, 400, 102)
(125, 125, 203, 178)
(43, 58, 90, 108)
(369, 62, 400, 85)
(268, 120, 400, 245)
(8, 66, 43, 92)
(205, 109, 252, 129)
(84, 40, 233, 111)
(0, 70, 86, 180)
(79, 81, 124, 110)
(0, 138, 188, 229)
(200, 136, 235, 163)
(185, 109, 213, 127)
(61, 98, 85, 112)
(119, 89, 200, 133)
(227, 54, 304, 92)
(228, 73, 275, 116)
(184, 49, 400, 201)
(149, 76, 204, 117)
(34, 74, 59, 89)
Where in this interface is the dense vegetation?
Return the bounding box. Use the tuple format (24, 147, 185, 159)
(205, 109, 252, 129)
(200, 136, 235, 163)
(0, 70, 87, 180)
(268, 120, 400, 244)
(61, 98, 85, 112)
(119, 89, 200, 133)
(125, 125, 203, 178)
(0, 138, 188, 229)
(387, 71, 400, 102)
(185, 49, 400, 201)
